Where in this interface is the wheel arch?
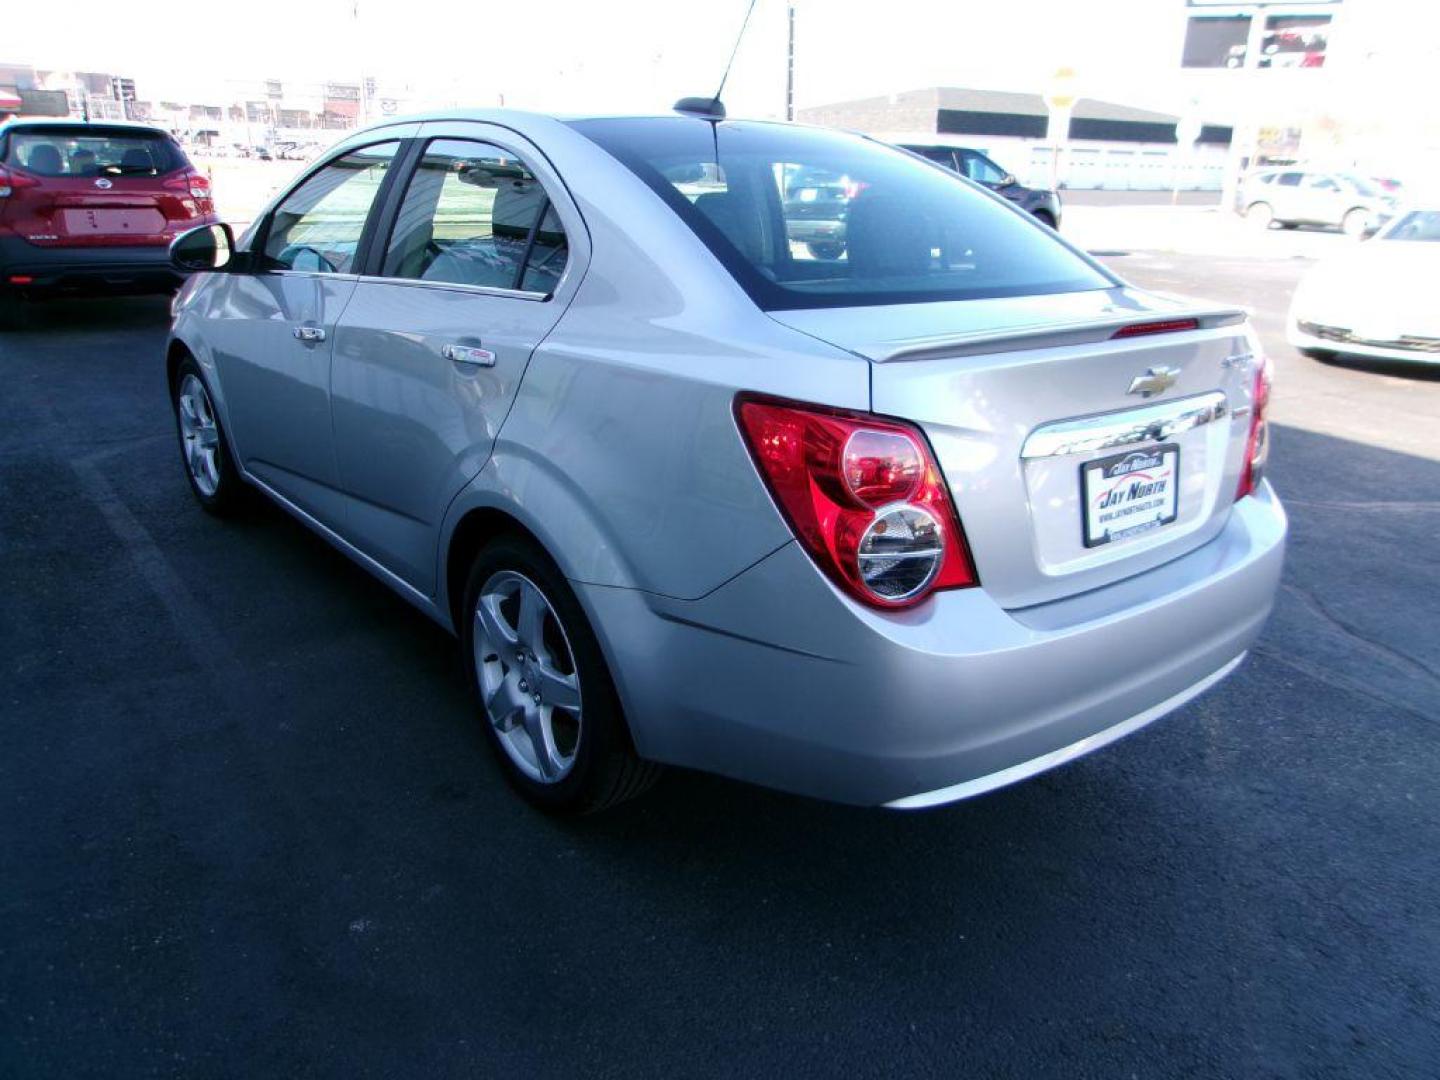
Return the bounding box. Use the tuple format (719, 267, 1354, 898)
(438, 457, 640, 635)
(441, 496, 650, 761)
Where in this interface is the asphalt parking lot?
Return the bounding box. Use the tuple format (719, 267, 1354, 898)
(2, 252, 1438, 1078)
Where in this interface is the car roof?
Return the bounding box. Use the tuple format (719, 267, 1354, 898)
(0, 118, 172, 135)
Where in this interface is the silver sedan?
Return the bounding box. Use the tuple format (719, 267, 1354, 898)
(165, 108, 1286, 813)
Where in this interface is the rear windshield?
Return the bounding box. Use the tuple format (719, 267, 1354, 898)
(567, 118, 1112, 310)
(3, 127, 186, 178)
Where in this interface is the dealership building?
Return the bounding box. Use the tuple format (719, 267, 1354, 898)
(798, 87, 1234, 191)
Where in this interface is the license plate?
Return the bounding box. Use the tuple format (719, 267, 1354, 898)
(1082, 444, 1179, 548)
(61, 208, 165, 235)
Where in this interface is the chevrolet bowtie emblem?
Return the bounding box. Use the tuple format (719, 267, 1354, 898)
(1127, 366, 1179, 398)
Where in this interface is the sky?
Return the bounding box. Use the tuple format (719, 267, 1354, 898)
(5, 0, 1439, 126)
(5, 0, 1201, 117)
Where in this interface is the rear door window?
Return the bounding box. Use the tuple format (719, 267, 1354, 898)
(4, 127, 186, 177)
(381, 138, 567, 293)
(1276, 172, 1303, 187)
(262, 142, 398, 274)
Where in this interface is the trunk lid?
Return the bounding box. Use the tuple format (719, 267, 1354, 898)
(769, 287, 1260, 609)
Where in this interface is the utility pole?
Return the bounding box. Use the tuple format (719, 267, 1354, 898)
(785, 2, 796, 121)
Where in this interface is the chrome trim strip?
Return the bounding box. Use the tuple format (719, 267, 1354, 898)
(884, 652, 1247, 810)
(1020, 391, 1227, 460)
(243, 472, 436, 612)
(355, 274, 550, 302)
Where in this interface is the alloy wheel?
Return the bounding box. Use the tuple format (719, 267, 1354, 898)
(177, 373, 222, 496)
(473, 570, 583, 783)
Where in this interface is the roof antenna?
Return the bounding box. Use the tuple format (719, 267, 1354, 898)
(673, 0, 759, 121)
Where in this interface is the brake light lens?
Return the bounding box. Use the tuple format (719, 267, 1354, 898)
(735, 394, 978, 608)
(1111, 318, 1200, 339)
(1235, 354, 1272, 500)
(0, 165, 40, 198)
(163, 170, 214, 209)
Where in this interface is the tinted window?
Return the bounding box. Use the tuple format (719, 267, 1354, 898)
(1276, 172, 1303, 187)
(568, 118, 1111, 310)
(963, 153, 1009, 185)
(4, 126, 185, 177)
(382, 138, 565, 292)
(263, 142, 397, 274)
(1305, 175, 1339, 192)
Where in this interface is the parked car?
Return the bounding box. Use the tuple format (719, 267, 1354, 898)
(0, 119, 217, 328)
(781, 165, 854, 259)
(1288, 207, 1440, 364)
(165, 109, 1285, 814)
(1240, 168, 1396, 236)
(900, 144, 1062, 229)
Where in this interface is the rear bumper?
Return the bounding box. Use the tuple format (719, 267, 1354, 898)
(578, 483, 1286, 807)
(0, 234, 181, 294)
(785, 219, 845, 244)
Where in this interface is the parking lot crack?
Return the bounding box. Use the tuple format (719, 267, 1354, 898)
(1280, 580, 1440, 688)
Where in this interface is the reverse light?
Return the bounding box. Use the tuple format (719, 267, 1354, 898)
(735, 395, 978, 608)
(1235, 353, 1272, 500)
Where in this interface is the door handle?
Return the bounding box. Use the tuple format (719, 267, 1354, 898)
(441, 343, 496, 367)
(292, 325, 326, 343)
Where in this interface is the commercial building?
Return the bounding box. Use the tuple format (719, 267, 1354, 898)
(798, 87, 1233, 191)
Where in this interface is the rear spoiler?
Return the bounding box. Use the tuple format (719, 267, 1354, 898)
(870, 306, 1248, 364)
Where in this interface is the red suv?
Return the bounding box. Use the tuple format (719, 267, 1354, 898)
(0, 120, 218, 328)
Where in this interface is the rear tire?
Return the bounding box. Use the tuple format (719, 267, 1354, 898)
(806, 241, 845, 260)
(1342, 208, 1371, 238)
(1245, 202, 1274, 229)
(462, 534, 661, 814)
(172, 355, 246, 516)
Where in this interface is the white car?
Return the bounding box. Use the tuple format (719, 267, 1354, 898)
(1289, 208, 1440, 364)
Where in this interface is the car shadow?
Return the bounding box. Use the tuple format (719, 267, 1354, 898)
(8, 293, 174, 333)
(1312, 350, 1440, 382)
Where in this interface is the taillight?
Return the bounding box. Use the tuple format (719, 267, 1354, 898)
(735, 394, 978, 608)
(0, 165, 40, 198)
(163, 170, 213, 206)
(1235, 354, 1272, 500)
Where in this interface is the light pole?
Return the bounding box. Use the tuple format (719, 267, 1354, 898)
(785, 2, 796, 121)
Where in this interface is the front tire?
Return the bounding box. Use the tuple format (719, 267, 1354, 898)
(1032, 210, 1056, 229)
(462, 535, 661, 814)
(806, 241, 845, 260)
(172, 356, 245, 515)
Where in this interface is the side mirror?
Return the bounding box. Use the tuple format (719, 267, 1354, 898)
(170, 223, 235, 273)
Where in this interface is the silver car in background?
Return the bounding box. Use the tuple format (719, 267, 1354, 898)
(1242, 167, 1397, 236)
(166, 109, 1286, 813)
